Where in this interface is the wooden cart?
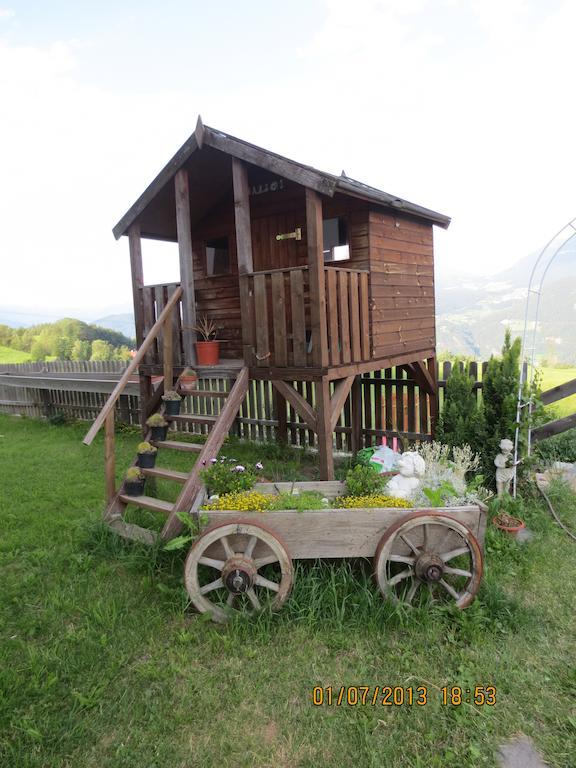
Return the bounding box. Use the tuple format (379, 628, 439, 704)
(184, 482, 487, 623)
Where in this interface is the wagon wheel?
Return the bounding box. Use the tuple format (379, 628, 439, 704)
(184, 521, 293, 623)
(374, 512, 483, 609)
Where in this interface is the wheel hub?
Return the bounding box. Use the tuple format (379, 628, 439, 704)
(222, 556, 256, 594)
(414, 553, 444, 583)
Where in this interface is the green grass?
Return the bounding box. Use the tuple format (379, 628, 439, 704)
(539, 365, 576, 418)
(1, 415, 576, 767)
(0, 345, 32, 363)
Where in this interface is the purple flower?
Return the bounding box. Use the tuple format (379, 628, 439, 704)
(210, 458, 218, 464)
(233, 465, 245, 472)
(255, 462, 263, 470)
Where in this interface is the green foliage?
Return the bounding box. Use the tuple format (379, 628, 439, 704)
(71, 339, 91, 361)
(422, 482, 458, 507)
(125, 467, 144, 481)
(344, 464, 385, 496)
(146, 414, 167, 427)
(534, 428, 576, 464)
(267, 491, 327, 511)
(90, 339, 114, 361)
(137, 441, 157, 454)
(436, 360, 484, 454)
(201, 458, 257, 495)
(162, 390, 182, 401)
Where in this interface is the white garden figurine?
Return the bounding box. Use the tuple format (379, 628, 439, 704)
(386, 452, 426, 499)
(494, 438, 518, 497)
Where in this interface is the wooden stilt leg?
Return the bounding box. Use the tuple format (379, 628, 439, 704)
(139, 375, 153, 435)
(274, 389, 288, 445)
(351, 375, 362, 455)
(427, 356, 439, 437)
(104, 411, 116, 505)
(315, 378, 334, 480)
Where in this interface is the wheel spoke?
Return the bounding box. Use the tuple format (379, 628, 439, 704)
(389, 554, 415, 565)
(254, 554, 280, 569)
(198, 556, 225, 571)
(422, 524, 429, 550)
(221, 536, 235, 559)
(254, 574, 280, 592)
(246, 588, 262, 610)
(439, 578, 461, 601)
(389, 568, 413, 586)
(226, 592, 236, 607)
(444, 566, 472, 578)
(244, 535, 258, 559)
(428, 582, 435, 602)
(405, 579, 419, 604)
(401, 534, 420, 556)
(440, 546, 469, 562)
(200, 577, 224, 595)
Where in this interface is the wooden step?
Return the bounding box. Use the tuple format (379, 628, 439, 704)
(140, 467, 189, 483)
(119, 494, 173, 513)
(179, 389, 229, 398)
(171, 414, 218, 425)
(153, 440, 203, 453)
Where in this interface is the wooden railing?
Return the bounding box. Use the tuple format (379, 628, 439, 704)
(240, 265, 371, 369)
(83, 286, 183, 503)
(139, 282, 184, 367)
(324, 266, 370, 367)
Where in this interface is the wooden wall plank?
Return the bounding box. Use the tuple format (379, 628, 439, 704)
(271, 272, 288, 367)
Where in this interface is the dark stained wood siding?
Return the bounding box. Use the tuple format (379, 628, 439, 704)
(368, 210, 436, 360)
(188, 181, 370, 360)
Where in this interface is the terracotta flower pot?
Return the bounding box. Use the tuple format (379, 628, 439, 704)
(179, 375, 198, 393)
(493, 514, 525, 534)
(195, 341, 220, 366)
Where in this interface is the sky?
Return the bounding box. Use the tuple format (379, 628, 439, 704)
(1, 0, 575, 318)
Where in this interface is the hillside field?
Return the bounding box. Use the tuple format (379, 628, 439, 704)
(0, 345, 31, 363)
(540, 366, 576, 418)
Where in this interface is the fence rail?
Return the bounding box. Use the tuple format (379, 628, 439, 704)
(0, 359, 494, 449)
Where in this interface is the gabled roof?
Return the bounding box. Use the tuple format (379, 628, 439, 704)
(113, 116, 450, 240)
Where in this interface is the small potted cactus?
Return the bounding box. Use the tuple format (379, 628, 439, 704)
(136, 441, 158, 469)
(179, 367, 198, 394)
(146, 413, 169, 441)
(162, 390, 183, 416)
(124, 467, 145, 496)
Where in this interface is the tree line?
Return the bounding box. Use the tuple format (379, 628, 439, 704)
(0, 319, 136, 362)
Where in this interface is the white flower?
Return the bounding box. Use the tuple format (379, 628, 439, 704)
(234, 465, 245, 472)
(209, 494, 219, 501)
(321, 497, 330, 505)
(255, 462, 263, 470)
(210, 458, 218, 464)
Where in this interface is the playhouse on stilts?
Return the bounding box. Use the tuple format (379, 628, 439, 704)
(84, 116, 451, 546)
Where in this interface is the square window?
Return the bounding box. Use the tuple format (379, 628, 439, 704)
(323, 217, 349, 262)
(206, 236, 230, 276)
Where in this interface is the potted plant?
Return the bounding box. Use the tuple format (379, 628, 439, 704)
(179, 367, 198, 394)
(192, 316, 219, 366)
(136, 441, 158, 468)
(162, 390, 182, 416)
(146, 413, 169, 441)
(124, 467, 146, 496)
(491, 495, 526, 535)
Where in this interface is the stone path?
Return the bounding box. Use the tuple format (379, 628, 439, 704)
(498, 736, 548, 767)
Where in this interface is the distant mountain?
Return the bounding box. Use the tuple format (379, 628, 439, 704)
(436, 245, 576, 362)
(92, 314, 135, 341)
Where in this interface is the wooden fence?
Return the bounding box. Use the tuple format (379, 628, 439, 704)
(0, 359, 493, 450)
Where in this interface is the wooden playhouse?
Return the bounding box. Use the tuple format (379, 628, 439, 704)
(84, 117, 450, 544)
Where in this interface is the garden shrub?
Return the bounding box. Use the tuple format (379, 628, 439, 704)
(436, 359, 484, 455)
(201, 457, 259, 495)
(344, 464, 386, 496)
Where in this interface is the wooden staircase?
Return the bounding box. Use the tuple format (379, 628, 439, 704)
(82, 281, 251, 545)
(104, 366, 249, 544)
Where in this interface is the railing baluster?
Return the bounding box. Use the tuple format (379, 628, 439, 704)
(163, 303, 174, 390)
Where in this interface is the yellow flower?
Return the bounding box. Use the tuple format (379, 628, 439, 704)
(332, 494, 411, 509)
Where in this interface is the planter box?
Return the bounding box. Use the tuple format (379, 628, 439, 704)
(200, 480, 487, 560)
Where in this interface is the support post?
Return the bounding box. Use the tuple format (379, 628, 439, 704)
(128, 223, 145, 347)
(175, 168, 197, 365)
(163, 306, 174, 391)
(273, 389, 288, 445)
(104, 411, 116, 505)
(351, 375, 362, 454)
(315, 378, 334, 480)
(427, 356, 439, 436)
(305, 188, 328, 367)
(232, 158, 255, 365)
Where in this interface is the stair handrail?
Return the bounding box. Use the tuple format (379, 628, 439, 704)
(83, 286, 183, 446)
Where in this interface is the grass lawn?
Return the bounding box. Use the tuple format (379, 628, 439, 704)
(1, 415, 576, 767)
(539, 365, 576, 418)
(0, 345, 32, 363)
